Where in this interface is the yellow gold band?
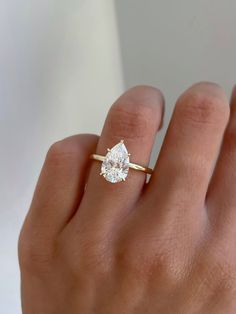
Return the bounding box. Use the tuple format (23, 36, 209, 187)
(90, 154, 153, 175)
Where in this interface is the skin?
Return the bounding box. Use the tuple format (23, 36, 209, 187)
(19, 82, 236, 313)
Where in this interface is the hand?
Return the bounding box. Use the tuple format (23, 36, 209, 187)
(19, 83, 236, 313)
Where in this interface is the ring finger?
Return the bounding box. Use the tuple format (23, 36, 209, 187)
(72, 86, 164, 227)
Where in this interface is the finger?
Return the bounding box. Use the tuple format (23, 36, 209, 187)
(207, 86, 236, 235)
(73, 86, 164, 226)
(147, 82, 229, 217)
(21, 134, 98, 241)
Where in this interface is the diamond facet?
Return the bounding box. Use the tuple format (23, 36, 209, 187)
(101, 141, 130, 183)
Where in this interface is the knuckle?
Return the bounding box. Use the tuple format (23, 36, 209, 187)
(115, 240, 149, 276)
(199, 249, 236, 294)
(107, 99, 158, 140)
(46, 140, 80, 166)
(176, 91, 228, 127)
(114, 231, 155, 276)
(115, 233, 182, 285)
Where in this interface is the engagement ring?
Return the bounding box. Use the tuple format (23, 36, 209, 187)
(90, 140, 153, 183)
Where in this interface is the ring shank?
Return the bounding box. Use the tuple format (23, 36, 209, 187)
(90, 154, 153, 175)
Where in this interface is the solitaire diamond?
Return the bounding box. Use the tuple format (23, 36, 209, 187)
(101, 141, 130, 183)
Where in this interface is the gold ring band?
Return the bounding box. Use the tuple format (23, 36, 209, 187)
(90, 140, 153, 183)
(90, 154, 153, 175)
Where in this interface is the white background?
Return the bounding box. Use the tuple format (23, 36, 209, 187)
(1, 0, 236, 312)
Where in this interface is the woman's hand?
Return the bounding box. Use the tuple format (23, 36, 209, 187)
(19, 83, 236, 313)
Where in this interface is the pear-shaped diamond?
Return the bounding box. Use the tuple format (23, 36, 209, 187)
(101, 141, 130, 183)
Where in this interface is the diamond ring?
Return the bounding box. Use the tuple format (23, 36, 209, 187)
(90, 140, 153, 183)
